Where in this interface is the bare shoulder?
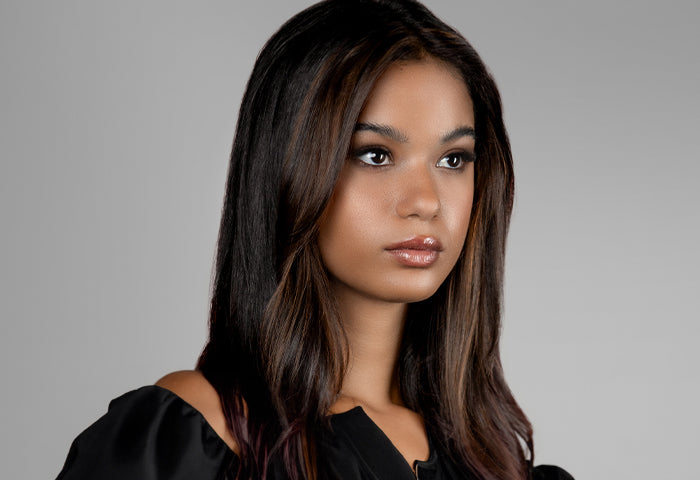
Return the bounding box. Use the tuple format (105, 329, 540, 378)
(155, 370, 239, 453)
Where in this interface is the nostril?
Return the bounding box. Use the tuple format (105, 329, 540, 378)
(396, 174, 441, 220)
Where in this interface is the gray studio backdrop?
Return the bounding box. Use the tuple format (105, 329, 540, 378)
(1, 1, 698, 478)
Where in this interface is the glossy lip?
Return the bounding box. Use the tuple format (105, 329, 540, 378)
(385, 236, 443, 267)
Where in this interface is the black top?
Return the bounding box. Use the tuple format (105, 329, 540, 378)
(56, 386, 573, 480)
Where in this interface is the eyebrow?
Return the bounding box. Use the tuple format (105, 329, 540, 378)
(354, 122, 475, 144)
(440, 126, 476, 144)
(354, 122, 409, 143)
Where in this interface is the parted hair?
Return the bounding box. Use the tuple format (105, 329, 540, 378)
(197, 0, 531, 478)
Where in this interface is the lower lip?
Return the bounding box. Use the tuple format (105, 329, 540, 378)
(386, 249, 439, 267)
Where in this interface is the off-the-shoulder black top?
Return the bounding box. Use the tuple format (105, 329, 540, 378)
(56, 386, 573, 480)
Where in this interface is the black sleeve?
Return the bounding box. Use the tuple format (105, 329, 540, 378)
(56, 385, 236, 480)
(532, 464, 575, 480)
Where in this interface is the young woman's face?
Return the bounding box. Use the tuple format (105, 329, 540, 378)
(318, 59, 475, 305)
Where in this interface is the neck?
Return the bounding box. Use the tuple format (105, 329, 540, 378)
(333, 284, 408, 410)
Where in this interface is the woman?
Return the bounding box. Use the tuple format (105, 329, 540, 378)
(57, 1, 573, 479)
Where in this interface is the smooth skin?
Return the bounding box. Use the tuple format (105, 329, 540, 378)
(157, 58, 476, 470)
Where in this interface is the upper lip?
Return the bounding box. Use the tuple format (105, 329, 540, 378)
(386, 236, 443, 252)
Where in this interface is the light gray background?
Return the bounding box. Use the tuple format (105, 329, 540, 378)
(1, 1, 698, 479)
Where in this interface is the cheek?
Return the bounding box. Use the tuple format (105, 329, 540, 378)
(443, 181, 475, 250)
(458, 196, 474, 237)
(444, 205, 472, 271)
(321, 172, 387, 242)
(317, 179, 381, 271)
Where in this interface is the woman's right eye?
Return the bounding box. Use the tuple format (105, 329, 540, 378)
(355, 148, 392, 166)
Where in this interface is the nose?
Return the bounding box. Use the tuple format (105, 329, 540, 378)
(395, 163, 441, 220)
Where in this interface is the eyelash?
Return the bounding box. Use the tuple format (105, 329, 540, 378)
(352, 147, 475, 169)
(354, 147, 392, 166)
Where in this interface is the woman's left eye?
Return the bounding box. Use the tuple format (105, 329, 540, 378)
(436, 152, 469, 169)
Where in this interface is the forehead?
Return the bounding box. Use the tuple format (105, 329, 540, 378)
(357, 59, 474, 132)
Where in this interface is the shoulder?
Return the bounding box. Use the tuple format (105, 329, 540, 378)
(532, 464, 575, 480)
(155, 370, 239, 454)
(56, 378, 237, 479)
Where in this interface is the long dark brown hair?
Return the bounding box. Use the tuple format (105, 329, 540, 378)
(197, 0, 532, 478)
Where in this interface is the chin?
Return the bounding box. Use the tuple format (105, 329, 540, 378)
(379, 283, 443, 304)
